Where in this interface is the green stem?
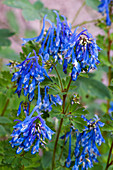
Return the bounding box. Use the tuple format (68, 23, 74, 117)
(72, 17, 105, 29)
(71, 1, 86, 25)
(52, 118, 64, 170)
(1, 98, 9, 116)
(67, 77, 72, 92)
(51, 78, 72, 169)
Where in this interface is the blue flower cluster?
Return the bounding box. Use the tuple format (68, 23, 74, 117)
(61, 115, 105, 169)
(10, 109, 54, 154)
(10, 83, 60, 154)
(21, 11, 101, 82)
(98, 0, 112, 26)
(11, 50, 50, 101)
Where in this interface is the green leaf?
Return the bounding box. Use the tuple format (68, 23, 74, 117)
(0, 29, 14, 38)
(21, 158, 30, 166)
(0, 38, 11, 47)
(0, 125, 7, 136)
(3, 0, 45, 21)
(108, 86, 113, 92)
(79, 73, 89, 78)
(0, 47, 21, 61)
(24, 30, 37, 38)
(6, 11, 19, 33)
(72, 120, 86, 132)
(22, 8, 41, 21)
(102, 124, 113, 132)
(33, 0, 44, 10)
(73, 77, 111, 99)
(0, 117, 12, 124)
(3, 0, 31, 9)
(85, 0, 100, 10)
(41, 151, 52, 169)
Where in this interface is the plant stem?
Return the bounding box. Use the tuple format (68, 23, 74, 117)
(105, 141, 113, 170)
(72, 17, 105, 29)
(67, 77, 72, 92)
(107, 28, 112, 114)
(51, 77, 72, 169)
(71, 1, 86, 25)
(1, 98, 9, 116)
(105, 4, 112, 169)
(52, 118, 64, 170)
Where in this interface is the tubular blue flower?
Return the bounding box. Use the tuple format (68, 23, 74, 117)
(17, 101, 29, 117)
(60, 128, 73, 168)
(65, 129, 72, 168)
(11, 50, 50, 101)
(60, 115, 104, 169)
(109, 101, 113, 120)
(10, 105, 54, 154)
(73, 115, 105, 169)
(21, 15, 47, 45)
(17, 101, 23, 116)
(98, 0, 111, 26)
(50, 94, 63, 106)
(19, 11, 101, 82)
(36, 83, 62, 113)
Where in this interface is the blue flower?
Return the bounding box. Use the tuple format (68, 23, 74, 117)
(21, 15, 47, 45)
(65, 129, 72, 168)
(36, 83, 62, 112)
(10, 105, 54, 154)
(73, 115, 105, 169)
(109, 101, 113, 120)
(20, 11, 101, 82)
(11, 50, 50, 101)
(17, 101, 29, 117)
(98, 0, 111, 26)
(60, 115, 104, 169)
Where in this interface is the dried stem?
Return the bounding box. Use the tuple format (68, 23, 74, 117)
(71, 1, 86, 25)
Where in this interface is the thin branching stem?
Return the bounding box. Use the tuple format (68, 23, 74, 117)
(52, 77, 72, 169)
(105, 141, 113, 170)
(71, 1, 86, 25)
(72, 17, 105, 29)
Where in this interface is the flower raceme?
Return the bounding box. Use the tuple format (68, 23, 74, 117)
(10, 109, 54, 154)
(10, 11, 101, 101)
(61, 115, 105, 170)
(98, 0, 112, 26)
(11, 50, 50, 101)
(10, 83, 63, 154)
